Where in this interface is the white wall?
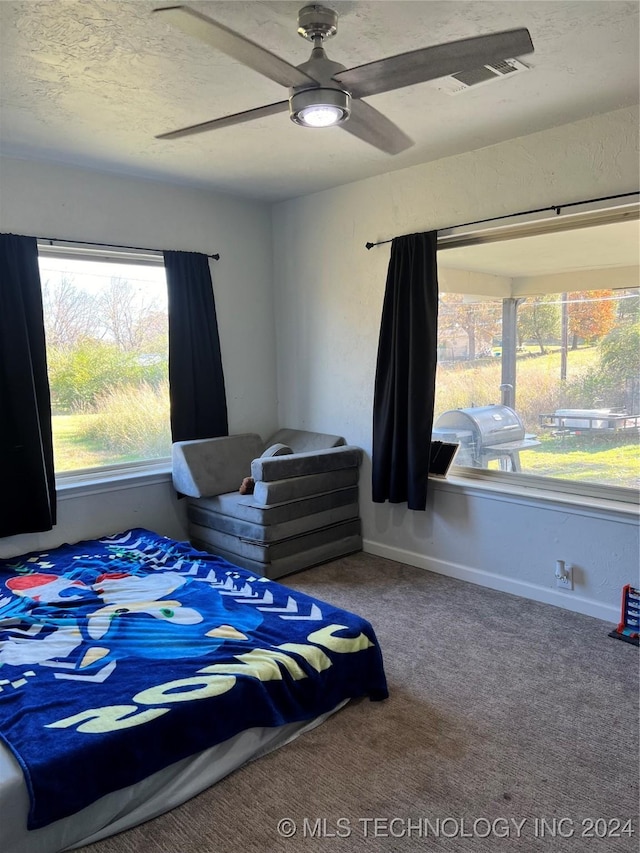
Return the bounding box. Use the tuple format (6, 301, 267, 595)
(0, 156, 277, 556)
(0, 477, 188, 561)
(272, 106, 640, 621)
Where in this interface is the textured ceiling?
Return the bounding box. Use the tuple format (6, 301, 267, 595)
(0, 0, 638, 201)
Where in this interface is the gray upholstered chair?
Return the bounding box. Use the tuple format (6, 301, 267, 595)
(172, 429, 363, 579)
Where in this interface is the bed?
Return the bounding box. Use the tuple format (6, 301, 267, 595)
(0, 528, 387, 853)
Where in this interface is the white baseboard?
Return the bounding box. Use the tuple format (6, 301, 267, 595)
(362, 539, 619, 624)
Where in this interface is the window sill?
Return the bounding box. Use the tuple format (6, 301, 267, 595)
(429, 470, 639, 525)
(56, 461, 173, 500)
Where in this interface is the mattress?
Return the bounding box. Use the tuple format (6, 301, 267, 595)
(0, 701, 347, 853)
(0, 529, 387, 852)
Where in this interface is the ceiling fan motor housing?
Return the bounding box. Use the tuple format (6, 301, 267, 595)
(290, 32, 351, 128)
(297, 5, 339, 41)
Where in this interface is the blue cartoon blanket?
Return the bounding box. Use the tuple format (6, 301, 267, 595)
(0, 529, 387, 829)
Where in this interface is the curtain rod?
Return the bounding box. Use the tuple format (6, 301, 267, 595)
(39, 236, 220, 261)
(364, 191, 639, 250)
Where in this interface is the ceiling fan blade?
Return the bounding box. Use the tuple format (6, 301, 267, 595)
(333, 28, 534, 99)
(153, 5, 317, 89)
(341, 100, 413, 155)
(156, 100, 290, 140)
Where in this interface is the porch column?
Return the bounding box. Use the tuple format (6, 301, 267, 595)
(501, 298, 521, 408)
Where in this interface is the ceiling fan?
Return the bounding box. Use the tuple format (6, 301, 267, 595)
(154, 4, 534, 154)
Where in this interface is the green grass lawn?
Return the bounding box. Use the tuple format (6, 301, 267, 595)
(518, 434, 640, 488)
(53, 409, 171, 472)
(52, 414, 127, 471)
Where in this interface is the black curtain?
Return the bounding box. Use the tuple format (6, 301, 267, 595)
(0, 233, 56, 536)
(164, 250, 228, 442)
(372, 231, 439, 511)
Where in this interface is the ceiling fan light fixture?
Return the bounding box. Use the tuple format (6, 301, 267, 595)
(289, 88, 351, 128)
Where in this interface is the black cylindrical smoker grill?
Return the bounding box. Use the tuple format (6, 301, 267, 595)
(433, 405, 540, 471)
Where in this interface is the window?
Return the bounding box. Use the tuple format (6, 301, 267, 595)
(38, 245, 171, 475)
(435, 202, 640, 497)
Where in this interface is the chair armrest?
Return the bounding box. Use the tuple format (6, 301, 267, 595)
(251, 445, 363, 483)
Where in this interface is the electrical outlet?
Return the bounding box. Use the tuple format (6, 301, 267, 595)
(556, 564, 573, 590)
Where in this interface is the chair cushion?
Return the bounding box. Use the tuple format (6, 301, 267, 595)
(190, 518, 361, 563)
(251, 446, 362, 482)
(172, 433, 264, 497)
(264, 429, 346, 452)
(192, 532, 363, 580)
(188, 486, 359, 527)
(252, 468, 358, 506)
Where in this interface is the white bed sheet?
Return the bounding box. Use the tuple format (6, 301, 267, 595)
(0, 700, 347, 853)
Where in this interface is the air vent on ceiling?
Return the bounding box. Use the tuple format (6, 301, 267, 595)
(431, 58, 530, 95)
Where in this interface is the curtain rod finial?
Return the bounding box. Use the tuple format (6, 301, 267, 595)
(365, 242, 374, 250)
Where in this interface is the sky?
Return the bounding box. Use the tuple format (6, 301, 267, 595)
(38, 255, 168, 310)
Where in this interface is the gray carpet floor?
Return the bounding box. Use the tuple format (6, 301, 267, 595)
(82, 552, 639, 852)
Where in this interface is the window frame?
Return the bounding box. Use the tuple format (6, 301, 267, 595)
(37, 241, 172, 486)
(435, 195, 640, 507)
